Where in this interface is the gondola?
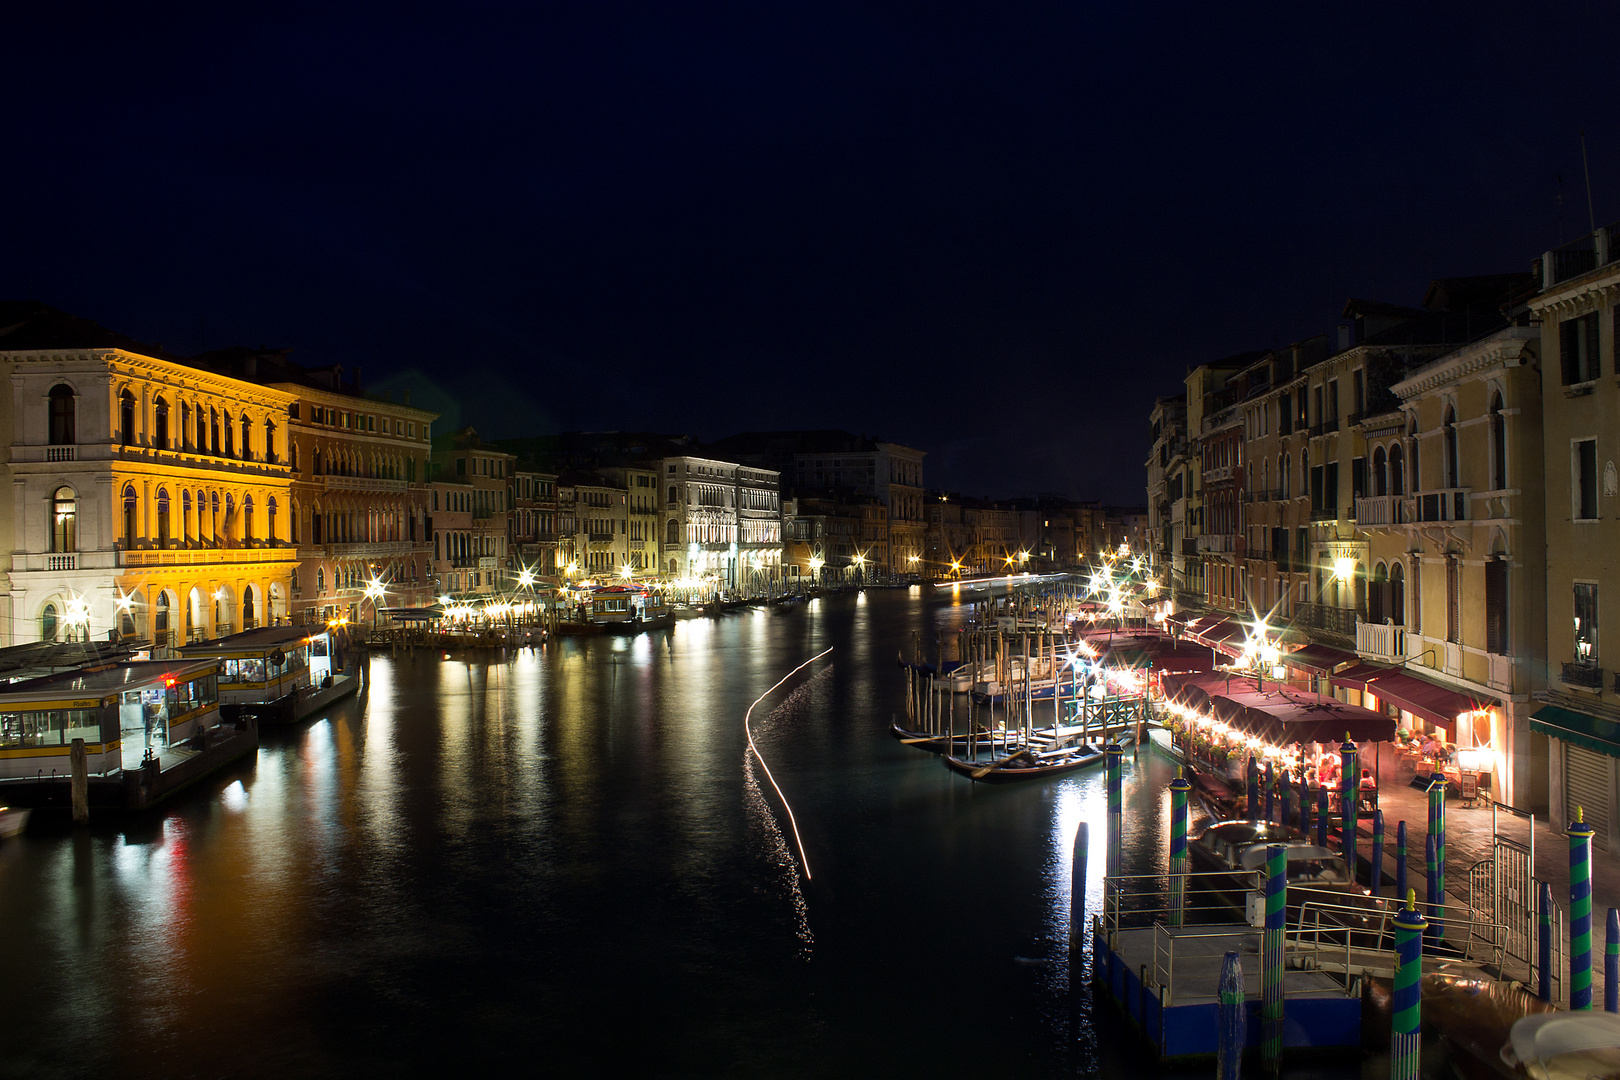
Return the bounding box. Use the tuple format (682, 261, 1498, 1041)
(888, 719, 1010, 755)
(941, 745, 1104, 784)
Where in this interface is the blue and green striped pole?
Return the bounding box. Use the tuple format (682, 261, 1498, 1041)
(1396, 820, 1408, 902)
(1218, 950, 1245, 1080)
(1170, 770, 1192, 927)
(1539, 882, 1553, 1002)
(1264, 758, 1275, 823)
(1279, 770, 1293, 831)
(1340, 734, 1359, 885)
(1571, 807, 1595, 1010)
(1606, 908, 1618, 1013)
(1316, 786, 1329, 848)
(1371, 809, 1385, 898)
(1425, 832, 1442, 946)
(1105, 742, 1124, 877)
(1428, 777, 1446, 943)
(1262, 843, 1286, 1076)
(1391, 889, 1427, 1080)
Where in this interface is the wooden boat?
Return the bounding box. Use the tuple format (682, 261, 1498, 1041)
(0, 806, 30, 839)
(888, 720, 1011, 755)
(941, 745, 1104, 784)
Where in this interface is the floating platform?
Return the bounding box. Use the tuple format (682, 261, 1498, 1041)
(1093, 922, 1362, 1060)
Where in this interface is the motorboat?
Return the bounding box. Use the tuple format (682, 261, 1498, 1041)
(1187, 819, 1373, 927)
(0, 806, 29, 839)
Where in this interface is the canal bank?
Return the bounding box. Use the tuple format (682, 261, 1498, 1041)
(0, 589, 1357, 1080)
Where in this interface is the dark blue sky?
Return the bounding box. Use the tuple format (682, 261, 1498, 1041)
(7, 3, 1618, 502)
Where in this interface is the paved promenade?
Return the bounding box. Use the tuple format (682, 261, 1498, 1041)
(1357, 774, 1620, 1005)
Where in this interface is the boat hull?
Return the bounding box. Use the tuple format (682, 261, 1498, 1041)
(941, 748, 1104, 784)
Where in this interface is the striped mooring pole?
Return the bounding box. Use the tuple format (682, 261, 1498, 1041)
(1425, 832, 1442, 946)
(1607, 908, 1619, 1013)
(1391, 889, 1427, 1080)
(1428, 777, 1446, 943)
(1264, 758, 1275, 824)
(1571, 807, 1595, 1010)
(1070, 821, 1089, 960)
(1539, 881, 1553, 1003)
(1169, 770, 1192, 927)
(1396, 820, 1408, 902)
(1218, 950, 1245, 1080)
(1105, 742, 1124, 877)
(1247, 755, 1259, 821)
(1316, 786, 1329, 848)
(1371, 809, 1385, 899)
(1261, 843, 1286, 1076)
(1340, 734, 1358, 885)
(1279, 770, 1292, 830)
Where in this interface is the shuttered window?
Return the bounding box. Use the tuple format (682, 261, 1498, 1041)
(1566, 745, 1613, 848)
(1485, 560, 1508, 655)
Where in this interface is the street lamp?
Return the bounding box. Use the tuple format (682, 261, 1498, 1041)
(364, 578, 386, 632)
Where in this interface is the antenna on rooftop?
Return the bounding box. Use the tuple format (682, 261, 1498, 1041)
(1581, 129, 1598, 235)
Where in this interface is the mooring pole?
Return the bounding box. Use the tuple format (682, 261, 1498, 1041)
(1571, 808, 1595, 1010)
(1425, 833, 1443, 947)
(1261, 843, 1285, 1076)
(1428, 777, 1446, 943)
(1105, 742, 1123, 878)
(1390, 890, 1427, 1080)
(1371, 809, 1385, 898)
(1341, 734, 1359, 886)
(1396, 820, 1408, 903)
(1169, 770, 1191, 927)
(1247, 755, 1259, 821)
(1070, 821, 1089, 961)
(1607, 908, 1619, 1013)
(1217, 950, 1244, 1080)
(69, 737, 88, 825)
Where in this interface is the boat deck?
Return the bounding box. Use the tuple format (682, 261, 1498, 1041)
(1109, 925, 1348, 1007)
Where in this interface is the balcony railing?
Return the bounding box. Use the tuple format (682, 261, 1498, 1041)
(1205, 465, 1235, 484)
(1563, 661, 1604, 689)
(1297, 602, 1361, 637)
(1197, 534, 1235, 553)
(1412, 488, 1470, 523)
(46, 554, 77, 571)
(1357, 619, 1406, 660)
(1355, 494, 1410, 527)
(1310, 505, 1340, 522)
(45, 446, 75, 462)
(1309, 418, 1341, 437)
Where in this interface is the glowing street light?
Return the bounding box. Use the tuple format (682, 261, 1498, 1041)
(619, 564, 633, 580)
(518, 568, 535, 588)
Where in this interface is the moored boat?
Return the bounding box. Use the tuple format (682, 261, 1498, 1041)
(941, 745, 1104, 783)
(0, 805, 30, 838)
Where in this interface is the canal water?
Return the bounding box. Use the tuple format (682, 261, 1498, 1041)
(0, 590, 1364, 1078)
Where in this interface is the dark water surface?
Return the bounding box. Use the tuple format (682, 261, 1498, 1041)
(0, 590, 1358, 1078)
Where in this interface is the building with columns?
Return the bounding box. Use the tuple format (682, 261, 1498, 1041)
(0, 304, 299, 645)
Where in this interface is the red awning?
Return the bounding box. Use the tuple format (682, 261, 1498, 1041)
(1282, 644, 1360, 675)
(1330, 663, 1498, 731)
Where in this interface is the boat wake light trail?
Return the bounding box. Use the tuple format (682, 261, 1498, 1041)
(744, 646, 833, 881)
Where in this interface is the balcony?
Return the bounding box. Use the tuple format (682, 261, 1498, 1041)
(1205, 464, 1235, 484)
(1412, 488, 1470, 523)
(1309, 418, 1341, 438)
(1297, 602, 1360, 637)
(1545, 224, 1620, 286)
(1309, 505, 1340, 522)
(1355, 494, 1410, 527)
(45, 446, 75, 462)
(46, 554, 77, 571)
(1563, 661, 1604, 690)
(1197, 534, 1235, 553)
(1357, 619, 1406, 660)
(324, 475, 409, 494)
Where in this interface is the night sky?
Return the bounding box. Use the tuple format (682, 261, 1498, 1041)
(7, 4, 1618, 503)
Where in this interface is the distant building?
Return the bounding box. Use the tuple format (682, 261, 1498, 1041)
(430, 428, 514, 596)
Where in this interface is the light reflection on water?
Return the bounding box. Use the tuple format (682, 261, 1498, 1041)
(0, 592, 1360, 1079)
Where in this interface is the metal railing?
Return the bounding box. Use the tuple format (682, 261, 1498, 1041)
(1355, 494, 1410, 527)
(1293, 897, 1508, 976)
(1562, 661, 1603, 689)
(1102, 869, 1263, 938)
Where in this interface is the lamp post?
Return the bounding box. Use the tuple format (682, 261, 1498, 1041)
(364, 578, 386, 634)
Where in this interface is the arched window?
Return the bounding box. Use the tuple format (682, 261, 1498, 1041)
(122, 484, 137, 547)
(210, 408, 220, 454)
(1443, 405, 1459, 488)
(180, 402, 190, 449)
(243, 495, 254, 544)
(41, 602, 58, 643)
(265, 418, 277, 463)
(1282, 453, 1291, 499)
(1407, 418, 1421, 491)
(1389, 444, 1405, 496)
(291, 439, 299, 472)
(155, 592, 171, 645)
(182, 489, 192, 544)
(156, 488, 170, 548)
(120, 391, 135, 446)
(313, 448, 323, 476)
(48, 384, 75, 445)
(153, 396, 169, 450)
(242, 586, 256, 631)
(317, 567, 325, 592)
(1372, 445, 1387, 497)
(52, 486, 76, 552)
(240, 414, 252, 460)
(666, 519, 680, 544)
(267, 497, 278, 545)
(1390, 562, 1406, 626)
(210, 491, 220, 544)
(668, 485, 678, 505)
(1489, 392, 1506, 489)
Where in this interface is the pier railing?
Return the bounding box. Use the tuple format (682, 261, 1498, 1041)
(1102, 870, 1261, 938)
(1292, 897, 1509, 978)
